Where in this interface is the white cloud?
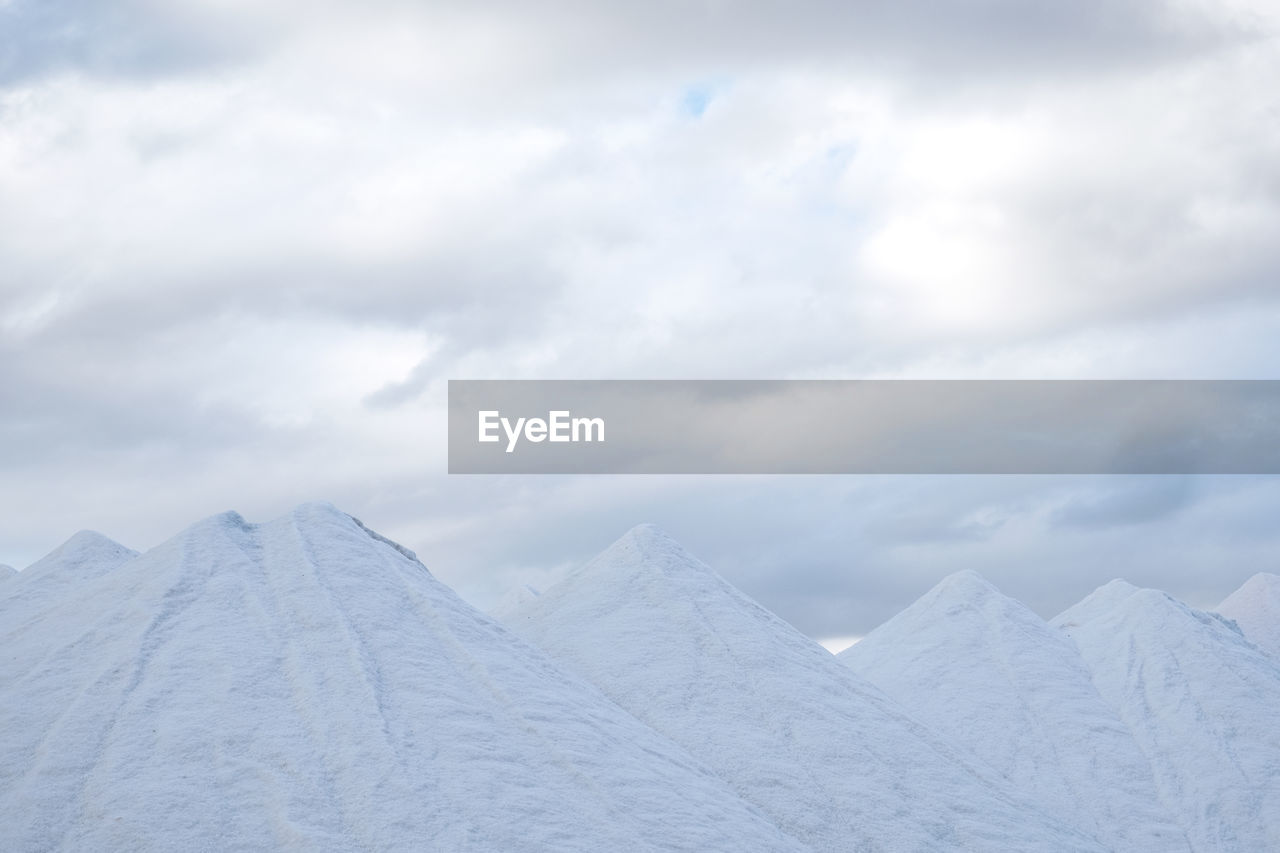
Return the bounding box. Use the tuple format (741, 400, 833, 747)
(3, 0, 1280, 634)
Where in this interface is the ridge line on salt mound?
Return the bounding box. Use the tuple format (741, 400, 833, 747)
(187, 503, 425, 573)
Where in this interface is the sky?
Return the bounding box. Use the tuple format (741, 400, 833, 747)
(2, 0, 1279, 639)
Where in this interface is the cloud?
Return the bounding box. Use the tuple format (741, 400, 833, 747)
(3, 0, 1280, 638)
(0, 0, 271, 85)
(1050, 477, 1196, 528)
(11, 0, 1229, 88)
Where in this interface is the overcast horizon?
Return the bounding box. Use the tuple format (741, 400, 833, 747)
(3, 0, 1280, 638)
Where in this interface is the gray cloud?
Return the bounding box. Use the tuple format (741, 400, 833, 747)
(515, 0, 1238, 75)
(1051, 477, 1196, 529)
(0, 0, 267, 85)
(2, 0, 1245, 106)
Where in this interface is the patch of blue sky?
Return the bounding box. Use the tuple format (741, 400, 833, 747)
(679, 79, 731, 118)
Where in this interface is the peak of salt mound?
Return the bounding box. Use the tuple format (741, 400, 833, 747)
(841, 573, 1188, 852)
(1059, 583, 1280, 852)
(928, 568, 1002, 601)
(0, 505, 801, 852)
(1217, 572, 1280, 658)
(181, 503, 423, 569)
(488, 583, 541, 621)
(1050, 578, 1139, 628)
(618, 521, 671, 544)
(1235, 571, 1280, 594)
(1, 529, 138, 612)
(26, 529, 137, 574)
(503, 531, 1102, 852)
(582, 523, 718, 581)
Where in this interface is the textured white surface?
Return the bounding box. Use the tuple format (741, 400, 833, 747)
(1216, 572, 1280, 659)
(841, 570, 1188, 851)
(1054, 583, 1280, 852)
(0, 504, 803, 852)
(503, 525, 1101, 852)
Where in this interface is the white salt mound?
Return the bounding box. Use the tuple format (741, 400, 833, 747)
(1054, 583, 1280, 852)
(0, 504, 804, 852)
(840, 570, 1188, 852)
(502, 525, 1101, 853)
(1216, 572, 1280, 658)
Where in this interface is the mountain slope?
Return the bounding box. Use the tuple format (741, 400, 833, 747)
(840, 571, 1187, 851)
(1053, 584, 1280, 852)
(501, 525, 1101, 852)
(1216, 572, 1280, 658)
(0, 564, 15, 584)
(0, 504, 804, 852)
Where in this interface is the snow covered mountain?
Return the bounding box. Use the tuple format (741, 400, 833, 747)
(1053, 582, 1280, 852)
(0, 504, 804, 852)
(0, 564, 15, 584)
(1216, 572, 1280, 658)
(839, 570, 1188, 851)
(500, 525, 1101, 852)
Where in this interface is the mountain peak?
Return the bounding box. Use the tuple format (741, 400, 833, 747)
(933, 569, 1000, 600)
(488, 583, 541, 621)
(189, 509, 255, 533)
(190, 503, 345, 534)
(56, 528, 134, 557)
(1052, 579, 1140, 628)
(22, 529, 137, 577)
(175, 504, 422, 569)
(611, 523, 687, 558)
(1216, 572, 1280, 658)
(576, 523, 713, 585)
(1223, 572, 1280, 600)
(621, 521, 669, 541)
(835, 571, 1014, 665)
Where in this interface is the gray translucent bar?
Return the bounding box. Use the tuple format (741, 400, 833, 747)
(447, 380, 1280, 474)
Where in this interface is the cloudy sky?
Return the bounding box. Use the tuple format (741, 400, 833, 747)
(3, 0, 1279, 640)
